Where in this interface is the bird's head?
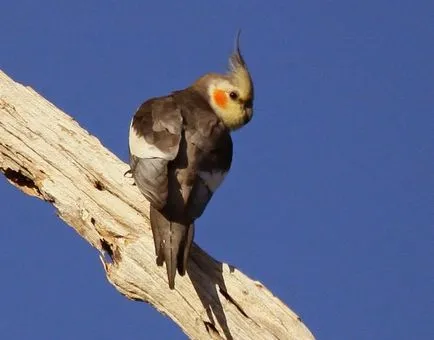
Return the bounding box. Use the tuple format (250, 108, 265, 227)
(194, 32, 254, 130)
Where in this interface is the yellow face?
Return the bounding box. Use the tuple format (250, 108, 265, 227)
(201, 37, 254, 129)
(208, 79, 253, 130)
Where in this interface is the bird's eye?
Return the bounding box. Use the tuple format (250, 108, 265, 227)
(229, 91, 239, 100)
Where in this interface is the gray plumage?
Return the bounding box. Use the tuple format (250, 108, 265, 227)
(129, 35, 253, 289)
(129, 88, 232, 289)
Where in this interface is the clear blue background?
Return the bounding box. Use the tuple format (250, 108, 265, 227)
(1, 1, 433, 339)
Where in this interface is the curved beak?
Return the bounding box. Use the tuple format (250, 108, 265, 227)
(243, 107, 253, 124)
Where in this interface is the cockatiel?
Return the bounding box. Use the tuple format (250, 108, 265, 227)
(129, 34, 254, 289)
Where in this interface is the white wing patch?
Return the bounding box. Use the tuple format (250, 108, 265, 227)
(198, 171, 227, 192)
(129, 119, 168, 159)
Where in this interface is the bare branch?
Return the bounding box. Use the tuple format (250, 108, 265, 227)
(0, 70, 315, 340)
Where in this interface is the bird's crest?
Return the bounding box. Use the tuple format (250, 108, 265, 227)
(228, 30, 254, 101)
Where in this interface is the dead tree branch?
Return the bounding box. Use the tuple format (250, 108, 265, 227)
(0, 70, 314, 340)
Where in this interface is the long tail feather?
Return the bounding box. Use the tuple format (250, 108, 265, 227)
(150, 206, 194, 289)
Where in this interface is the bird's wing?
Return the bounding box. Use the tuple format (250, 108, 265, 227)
(129, 96, 182, 209)
(184, 109, 233, 220)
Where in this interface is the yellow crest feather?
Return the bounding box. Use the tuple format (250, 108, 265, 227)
(228, 31, 254, 101)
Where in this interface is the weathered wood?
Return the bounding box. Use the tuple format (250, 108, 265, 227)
(0, 70, 315, 340)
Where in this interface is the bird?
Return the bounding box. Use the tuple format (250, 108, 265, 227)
(128, 33, 254, 289)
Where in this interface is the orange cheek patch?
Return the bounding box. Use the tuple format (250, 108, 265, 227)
(213, 89, 228, 109)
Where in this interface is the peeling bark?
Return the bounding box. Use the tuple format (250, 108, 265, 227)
(0, 70, 315, 340)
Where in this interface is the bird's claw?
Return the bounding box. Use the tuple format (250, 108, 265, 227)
(124, 168, 136, 185)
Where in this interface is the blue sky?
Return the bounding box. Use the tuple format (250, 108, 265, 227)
(1, 1, 433, 339)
